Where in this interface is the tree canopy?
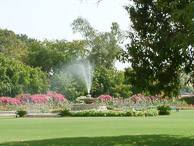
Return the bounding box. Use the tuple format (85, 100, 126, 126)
(21, 39, 88, 75)
(122, 0, 194, 97)
(91, 66, 132, 98)
(72, 17, 124, 69)
(0, 55, 49, 97)
(0, 29, 27, 61)
(0, 27, 132, 99)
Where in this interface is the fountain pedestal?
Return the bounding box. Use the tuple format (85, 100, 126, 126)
(79, 95, 96, 104)
(72, 94, 107, 111)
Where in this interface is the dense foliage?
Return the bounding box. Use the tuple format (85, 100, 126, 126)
(157, 105, 171, 115)
(23, 40, 88, 74)
(91, 66, 132, 98)
(122, 0, 194, 97)
(0, 29, 27, 61)
(0, 55, 49, 97)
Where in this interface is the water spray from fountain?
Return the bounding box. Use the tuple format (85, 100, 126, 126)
(81, 61, 94, 97)
(53, 60, 94, 102)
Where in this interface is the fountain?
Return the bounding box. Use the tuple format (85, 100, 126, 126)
(79, 94, 96, 104)
(72, 61, 107, 111)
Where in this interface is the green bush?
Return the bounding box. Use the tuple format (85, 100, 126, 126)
(125, 111, 134, 116)
(96, 111, 105, 117)
(68, 109, 158, 117)
(144, 109, 159, 116)
(136, 111, 145, 117)
(157, 105, 171, 115)
(118, 111, 127, 117)
(58, 109, 71, 116)
(16, 110, 27, 117)
(105, 111, 115, 117)
(107, 106, 114, 110)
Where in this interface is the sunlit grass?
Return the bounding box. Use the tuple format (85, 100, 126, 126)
(0, 110, 194, 146)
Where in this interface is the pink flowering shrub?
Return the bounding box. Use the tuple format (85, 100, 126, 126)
(8, 98, 21, 105)
(98, 95, 112, 103)
(17, 94, 32, 104)
(29, 94, 48, 104)
(0, 91, 68, 107)
(47, 91, 67, 103)
(0, 97, 21, 106)
(113, 97, 124, 104)
(126, 93, 161, 105)
(97, 94, 161, 105)
(97, 95, 125, 105)
(0, 97, 8, 106)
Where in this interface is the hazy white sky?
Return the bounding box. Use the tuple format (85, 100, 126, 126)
(0, 0, 131, 69)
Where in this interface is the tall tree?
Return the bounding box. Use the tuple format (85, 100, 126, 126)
(91, 66, 132, 98)
(24, 39, 88, 75)
(71, 17, 124, 69)
(0, 55, 49, 97)
(122, 0, 194, 97)
(17, 34, 36, 46)
(0, 29, 27, 61)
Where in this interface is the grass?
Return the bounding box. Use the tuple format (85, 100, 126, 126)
(0, 110, 194, 146)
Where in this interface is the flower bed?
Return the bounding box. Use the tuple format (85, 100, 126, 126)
(0, 91, 68, 112)
(97, 94, 190, 111)
(1, 92, 193, 113)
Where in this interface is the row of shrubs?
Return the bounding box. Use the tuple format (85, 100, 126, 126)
(16, 109, 159, 117)
(16, 105, 171, 117)
(60, 105, 172, 117)
(58, 109, 159, 117)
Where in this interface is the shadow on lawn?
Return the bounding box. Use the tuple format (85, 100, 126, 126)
(0, 134, 193, 146)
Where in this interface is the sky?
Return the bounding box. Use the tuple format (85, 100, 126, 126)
(0, 0, 132, 70)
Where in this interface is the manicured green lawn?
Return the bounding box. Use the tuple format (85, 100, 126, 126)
(0, 110, 194, 146)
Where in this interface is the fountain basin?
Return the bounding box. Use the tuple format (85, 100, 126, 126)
(72, 104, 107, 111)
(80, 98, 97, 104)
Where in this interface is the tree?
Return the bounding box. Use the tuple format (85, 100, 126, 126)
(17, 34, 36, 46)
(0, 55, 49, 97)
(122, 0, 194, 97)
(109, 69, 132, 98)
(91, 66, 112, 96)
(24, 40, 66, 75)
(24, 39, 88, 75)
(0, 29, 27, 61)
(71, 17, 124, 69)
(91, 66, 132, 98)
